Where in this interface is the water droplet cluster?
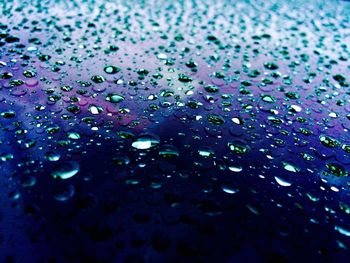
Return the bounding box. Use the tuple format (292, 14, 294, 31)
(0, 0, 350, 262)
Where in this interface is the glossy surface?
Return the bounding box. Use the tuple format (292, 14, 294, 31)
(0, 0, 350, 262)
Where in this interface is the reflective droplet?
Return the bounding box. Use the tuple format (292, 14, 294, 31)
(320, 135, 340, 148)
(228, 142, 250, 154)
(228, 165, 243, 172)
(104, 65, 121, 74)
(274, 176, 292, 187)
(53, 185, 75, 201)
(231, 117, 243, 125)
(88, 104, 103, 115)
(221, 184, 239, 194)
(207, 114, 225, 125)
(0, 153, 14, 161)
(51, 161, 80, 179)
(283, 162, 300, 173)
(326, 163, 348, 177)
(335, 225, 350, 237)
(45, 151, 61, 161)
(106, 93, 125, 103)
(1, 110, 16, 118)
(67, 131, 81, 140)
(132, 134, 160, 150)
(159, 145, 179, 158)
(198, 148, 215, 157)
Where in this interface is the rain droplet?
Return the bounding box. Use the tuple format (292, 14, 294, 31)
(51, 161, 80, 180)
(45, 151, 61, 161)
(104, 65, 121, 74)
(335, 225, 350, 237)
(283, 162, 300, 173)
(159, 145, 180, 158)
(132, 134, 160, 150)
(106, 93, 125, 103)
(319, 135, 340, 148)
(274, 176, 292, 187)
(53, 185, 75, 201)
(326, 163, 348, 177)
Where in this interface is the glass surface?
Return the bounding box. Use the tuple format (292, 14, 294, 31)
(0, 0, 350, 262)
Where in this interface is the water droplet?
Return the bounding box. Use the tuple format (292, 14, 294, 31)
(228, 142, 250, 154)
(231, 117, 243, 125)
(53, 185, 75, 201)
(326, 163, 348, 177)
(157, 53, 167, 60)
(228, 165, 243, 172)
(283, 162, 300, 173)
(91, 75, 105, 83)
(207, 114, 225, 125)
(1, 110, 16, 118)
(132, 134, 160, 150)
(51, 161, 80, 180)
(106, 93, 125, 103)
(67, 131, 81, 140)
(335, 225, 350, 237)
(104, 65, 121, 74)
(221, 184, 239, 194)
(159, 145, 179, 158)
(88, 104, 103, 115)
(320, 135, 340, 148)
(274, 176, 292, 187)
(0, 153, 14, 161)
(198, 148, 215, 157)
(45, 151, 61, 161)
(261, 94, 276, 103)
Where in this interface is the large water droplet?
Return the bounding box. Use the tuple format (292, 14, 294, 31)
(274, 176, 292, 187)
(132, 134, 160, 150)
(53, 185, 75, 201)
(335, 225, 350, 237)
(51, 161, 80, 179)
